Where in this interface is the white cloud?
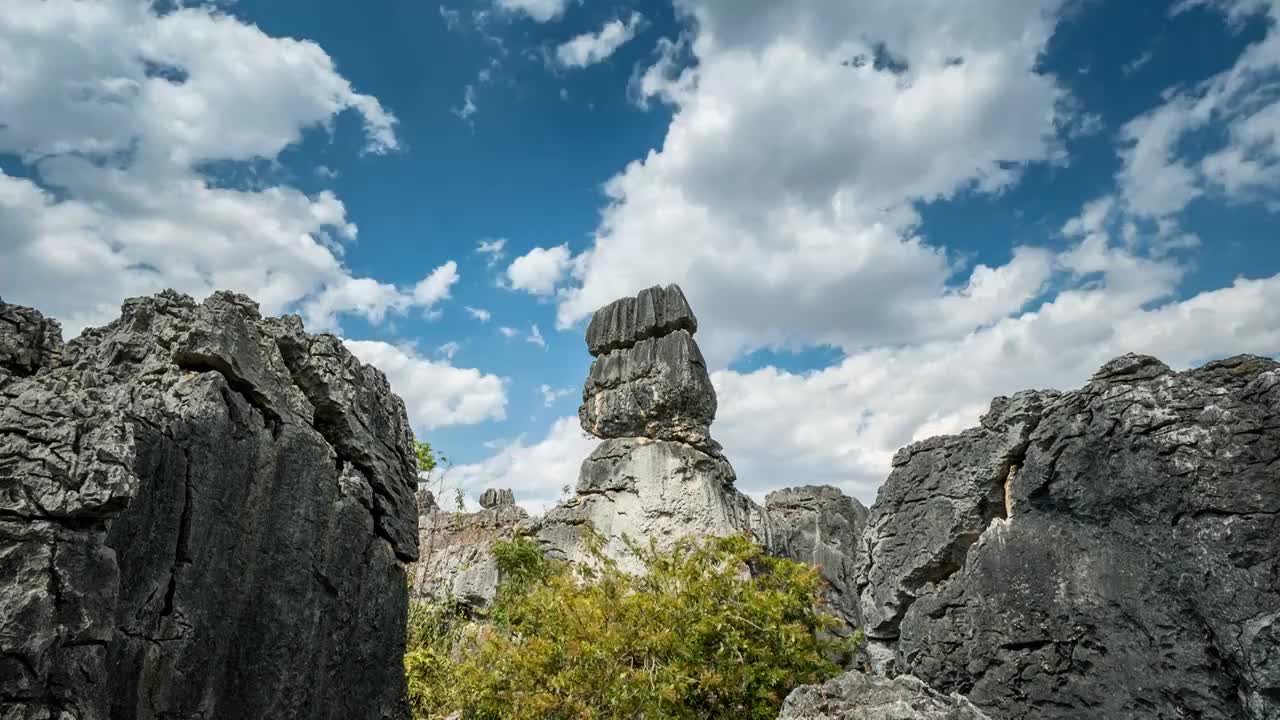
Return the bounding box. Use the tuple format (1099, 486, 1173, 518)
(527, 324, 547, 348)
(465, 305, 493, 322)
(345, 339, 508, 431)
(0, 0, 403, 336)
(437, 341, 462, 360)
(556, 13, 643, 68)
(453, 84, 478, 121)
(495, 0, 571, 23)
(413, 260, 460, 306)
(1118, 0, 1280, 215)
(506, 244, 573, 295)
(539, 384, 574, 406)
(476, 237, 507, 266)
(450, 417, 597, 512)
(498, 326, 520, 338)
(555, 0, 1074, 365)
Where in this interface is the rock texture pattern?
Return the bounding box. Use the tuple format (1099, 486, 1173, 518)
(410, 489, 528, 609)
(858, 353, 1280, 719)
(765, 486, 868, 627)
(0, 291, 418, 720)
(537, 285, 770, 572)
(778, 672, 992, 720)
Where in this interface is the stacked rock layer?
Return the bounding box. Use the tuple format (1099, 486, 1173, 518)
(0, 291, 418, 720)
(538, 285, 768, 572)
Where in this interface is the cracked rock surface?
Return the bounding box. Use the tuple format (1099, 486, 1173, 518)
(410, 491, 528, 610)
(765, 486, 868, 628)
(778, 671, 992, 720)
(857, 353, 1280, 719)
(0, 290, 418, 720)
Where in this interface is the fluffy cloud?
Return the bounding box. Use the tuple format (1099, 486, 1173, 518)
(556, 13, 643, 68)
(506, 244, 573, 295)
(0, 0, 407, 336)
(539, 384, 573, 405)
(449, 416, 597, 512)
(465, 305, 493, 322)
(344, 340, 508, 431)
(1119, 0, 1280, 215)
(556, 0, 1074, 365)
(495, 0, 571, 23)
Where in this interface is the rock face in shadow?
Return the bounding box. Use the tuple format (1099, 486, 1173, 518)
(857, 353, 1280, 719)
(764, 486, 868, 627)
(0, 291, 418, 720)
(778, 671, 992, 720)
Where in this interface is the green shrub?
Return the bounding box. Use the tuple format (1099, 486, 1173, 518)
(405, 532, 856, 720)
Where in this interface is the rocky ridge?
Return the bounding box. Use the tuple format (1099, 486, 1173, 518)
(0, 291, 418, 720)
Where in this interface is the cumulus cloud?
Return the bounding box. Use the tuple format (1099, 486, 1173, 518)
(556, 13, 643, 68)
(0, 0, 404, 336)
(555, 0, 1075, 365)
(506, 244, 573, 295)
(449, 416, 597, 512)
(345, 340, 508, 431)
(498, 326, 520, 338)
(527, 324, 547, 348)
(539, 384, 573, 405)
(465, 305, 493, 322)
(495, 0, 571, 23)
(475, 238, 507, 266)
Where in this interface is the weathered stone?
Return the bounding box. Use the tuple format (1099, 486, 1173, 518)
(0, 298, 62, 385)
(535, 437, 768, 573)
(579, 330, 717, 449)
(0, 290, 417, 720)
(765, 485, 868, 627)
(858, 353, 1280, 720)
(417, 487, 440, 515)
(478, 487, 515, 509)
(778, 672, 992, 720)
(584, 284, 698, 357)
(410, 502, 529, 609)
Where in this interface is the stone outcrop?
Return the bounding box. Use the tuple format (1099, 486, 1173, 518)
(765, 486, 868, 628)
(858, 353, 1280, 719)
(778, 671, 992, 720)
(535, 285, 772, 573)
(0, 291, 418, 720)
(410, 488, 528, 609)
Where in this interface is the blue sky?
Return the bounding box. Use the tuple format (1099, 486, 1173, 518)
(3, 0, 1279, 509)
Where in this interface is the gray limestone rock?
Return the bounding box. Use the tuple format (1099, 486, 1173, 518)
(0, 290, 418, 720)
(478, 487, 515, 509)
(778, 672, 992, 720)
(579, 330, 717, 450)
(765, 486, 868, 627)
(0, 298, 62, 385)
(585, 284, 698, 357)
(410, 502, 529, 609)
(858, 353, 1280, 719)
(535, 437, 769, 573)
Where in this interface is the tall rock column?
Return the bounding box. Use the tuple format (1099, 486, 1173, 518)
(0, 291, 418, 720)
(537, 285, 767, 571)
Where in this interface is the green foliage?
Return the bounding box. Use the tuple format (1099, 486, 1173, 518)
(405, 533, 855, 720)
(415, 440, 441, 474)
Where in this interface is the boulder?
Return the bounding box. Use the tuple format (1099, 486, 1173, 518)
(778, 671, 992, 720)
(858, 353, 1280, 719)
(0, 290, 418, 720)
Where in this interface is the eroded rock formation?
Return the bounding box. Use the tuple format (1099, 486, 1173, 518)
(410, 487, 528, 609)
(858, 353, 1280, 719)
(536, 284, 770, 572)
(764, 486, 868, 628)
(0, 291, 418, 720)
(778, 671, 992, 720)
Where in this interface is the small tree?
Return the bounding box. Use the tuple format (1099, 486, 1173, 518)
(405, 532, 855, 720)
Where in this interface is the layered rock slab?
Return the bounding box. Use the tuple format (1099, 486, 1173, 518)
(765, 486, 868, 628)
(858, 353, 1280, 719)
(0, 291, 418, 720)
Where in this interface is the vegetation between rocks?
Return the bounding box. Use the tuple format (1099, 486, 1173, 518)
(404, 532, 855, 720)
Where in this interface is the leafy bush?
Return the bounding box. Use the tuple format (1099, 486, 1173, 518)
(405, 532, 855, 720)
